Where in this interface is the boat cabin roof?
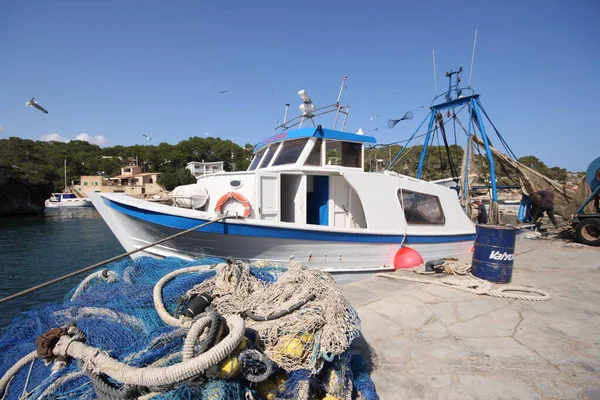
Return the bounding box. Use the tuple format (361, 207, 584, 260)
(253, 127, 376, 153)
(248, 127, 377, 171)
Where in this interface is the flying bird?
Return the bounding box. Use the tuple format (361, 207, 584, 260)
(142, 134, 152, 140)
(25, 98, 49, 114)
(204, 133, 210, 136)
(370, 115, 380, 120)
(219, 90, 228, 94)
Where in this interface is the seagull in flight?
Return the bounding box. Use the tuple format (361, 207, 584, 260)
(370, 114, 380, 120)
(142, 134, 152, 140)
(25, 98, 49, 114)
(219, 90, 228, 94)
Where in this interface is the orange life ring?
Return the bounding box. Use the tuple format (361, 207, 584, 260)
(214, 191, 252, 217)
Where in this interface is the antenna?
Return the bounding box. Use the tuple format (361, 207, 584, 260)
(432, 49, 438, 96)
(468, 29, 478, 87)
(283, 103, 290, 124)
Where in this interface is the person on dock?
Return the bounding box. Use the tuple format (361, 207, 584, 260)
(532, 186, 559, 230)
(475, 200, 488, 224)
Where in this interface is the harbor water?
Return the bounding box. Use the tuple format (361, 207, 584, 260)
(0, 208, 124, 328)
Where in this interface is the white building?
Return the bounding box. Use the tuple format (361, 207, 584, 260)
(186, 161, 224, 179)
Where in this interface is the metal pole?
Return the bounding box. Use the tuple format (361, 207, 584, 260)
(433, 49, 438, 95)
(463, 101, 474, 206)
(64, 159, 67, 191)
(0, 215, 234, 304)
(333, 75, 347, 130)
(468, 29, 478, 87)
(416, 112, 437, 179)
(472, 99, 498, 202)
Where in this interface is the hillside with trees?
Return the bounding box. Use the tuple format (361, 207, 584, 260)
(0, 136, 577, 197)
(0, 136, 255, 193)
(364, 145, 575, 185)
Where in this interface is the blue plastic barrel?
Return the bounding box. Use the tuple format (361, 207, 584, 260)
(471, 225, 517, 283)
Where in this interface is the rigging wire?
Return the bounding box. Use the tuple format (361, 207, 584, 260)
(387, 103, 468, 170)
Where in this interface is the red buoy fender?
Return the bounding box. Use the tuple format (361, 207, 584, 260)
(393, 246, 424, 270)
(214, 192, 252, 217)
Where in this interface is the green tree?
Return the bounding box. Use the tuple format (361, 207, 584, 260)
(157, 166, 196, 191)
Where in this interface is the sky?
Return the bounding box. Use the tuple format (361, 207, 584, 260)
(0, 0, 598, 172)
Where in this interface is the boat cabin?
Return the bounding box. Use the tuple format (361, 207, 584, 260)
(186, 124, 464, 235)
(249, 126, 375, 171)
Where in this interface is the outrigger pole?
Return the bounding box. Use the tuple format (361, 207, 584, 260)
(388, 67, 517, 208)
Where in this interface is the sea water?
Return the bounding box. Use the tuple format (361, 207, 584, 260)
(0, 208, 124, 328)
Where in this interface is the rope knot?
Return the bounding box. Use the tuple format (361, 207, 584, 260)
(36, 327, 68, 360)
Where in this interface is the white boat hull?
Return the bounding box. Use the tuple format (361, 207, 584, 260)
(45, 199, 94, 208)
(90, 193, 475, 284)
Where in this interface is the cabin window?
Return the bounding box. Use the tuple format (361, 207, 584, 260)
(341, 142, 362, 168)
(259, 144, 278, 168)
(398, 189, 446, 225)
(272, 138, 309, 166)
(304, 138, 323, 166)
(248, 148, 266, 171)
(326, 140, 362, 168)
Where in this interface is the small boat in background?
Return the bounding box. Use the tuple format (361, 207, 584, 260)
(45, 193, 93, 208)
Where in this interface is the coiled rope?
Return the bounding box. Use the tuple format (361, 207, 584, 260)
(376, 261, 551, 301)
(51, 314, 245, 388)
(153, 265, 214, 327)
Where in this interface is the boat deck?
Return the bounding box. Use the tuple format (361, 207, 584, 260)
(343, 238, 600, 399)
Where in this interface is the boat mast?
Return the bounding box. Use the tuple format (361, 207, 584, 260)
(64, 158, 67, 192)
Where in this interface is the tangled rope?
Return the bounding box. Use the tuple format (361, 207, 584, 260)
(376, 260, 551, 301)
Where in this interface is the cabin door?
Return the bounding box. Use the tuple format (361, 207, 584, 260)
(331, 176, 350, 228)
(255, 172, 280, 221)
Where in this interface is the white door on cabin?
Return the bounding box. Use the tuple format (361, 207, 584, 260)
(256, 172, 280, 221)
(330, 176, 350, 228)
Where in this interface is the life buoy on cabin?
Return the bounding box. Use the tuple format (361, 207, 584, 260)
(214, 191, 252, 217)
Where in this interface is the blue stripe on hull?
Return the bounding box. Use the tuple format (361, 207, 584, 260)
(106, 199, 475, 244)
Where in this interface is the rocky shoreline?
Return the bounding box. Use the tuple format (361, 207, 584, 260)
(0, 169, 51, 216)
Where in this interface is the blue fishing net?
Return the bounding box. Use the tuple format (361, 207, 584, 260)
(0, 257, 378, 399)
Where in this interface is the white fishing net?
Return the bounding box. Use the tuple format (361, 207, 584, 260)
(188, 261, 361, 373)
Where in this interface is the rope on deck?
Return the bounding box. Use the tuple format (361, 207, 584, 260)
(376, 260, 551, 301)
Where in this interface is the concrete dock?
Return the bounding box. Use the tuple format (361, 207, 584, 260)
(342, 238, 600, 400)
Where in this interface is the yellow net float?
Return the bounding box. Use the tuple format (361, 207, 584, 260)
(218, 355, 241, 379)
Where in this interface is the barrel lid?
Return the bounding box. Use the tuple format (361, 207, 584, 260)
(476, 224, 517, 231)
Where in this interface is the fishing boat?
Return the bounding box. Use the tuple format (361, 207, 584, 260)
(45, 193, 93, 208)
(90, 77, 475, 282)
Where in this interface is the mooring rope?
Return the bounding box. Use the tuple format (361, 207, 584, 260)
(376, 263, 551, 301)
(0, 215, 234, 304)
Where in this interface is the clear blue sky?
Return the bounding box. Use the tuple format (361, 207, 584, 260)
(1, 0, 598, 171)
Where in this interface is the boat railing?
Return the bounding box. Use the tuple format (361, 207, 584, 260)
(273, 102, 350, 133)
